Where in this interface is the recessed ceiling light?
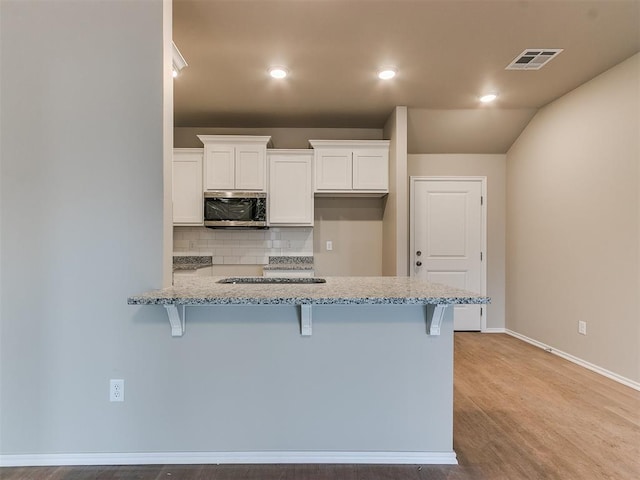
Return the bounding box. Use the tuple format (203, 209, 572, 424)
(269, 66, 288, 79)
(479, 93, 498, 103)
(377, 67, 397, 80)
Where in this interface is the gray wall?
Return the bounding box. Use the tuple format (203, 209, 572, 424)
(506, 53, 640, 383)
(127, 304, 455, 453)
(0, 0, 164, 454)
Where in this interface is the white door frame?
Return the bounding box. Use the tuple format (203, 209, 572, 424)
(409, 176, 488, 331)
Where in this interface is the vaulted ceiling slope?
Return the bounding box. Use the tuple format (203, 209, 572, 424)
(173, 0, 639, 152)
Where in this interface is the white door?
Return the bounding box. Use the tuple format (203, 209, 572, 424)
(411, 177, 486, 331)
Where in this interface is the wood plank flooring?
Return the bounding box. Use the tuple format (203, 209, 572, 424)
(2, 333, 639, 480)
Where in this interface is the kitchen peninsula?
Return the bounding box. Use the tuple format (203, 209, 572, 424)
(128, 276, 489, 464)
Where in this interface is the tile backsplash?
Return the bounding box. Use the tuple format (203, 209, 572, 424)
(173, 227, 313, 265)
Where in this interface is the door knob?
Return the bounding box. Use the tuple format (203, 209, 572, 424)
(416, 251, 422, 256)
(416, 261, 422, 267)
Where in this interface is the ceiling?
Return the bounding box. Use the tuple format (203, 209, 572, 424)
(173, 0, 639, 140)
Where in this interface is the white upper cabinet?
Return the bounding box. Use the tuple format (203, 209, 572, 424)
(310, 140, 389, 195)
(198, 135, 271, 191)
(315, 149, 352, 190)
(205, 144, 235, 190)
(352, 148, 389, 190)
(235, 144, 266, 190)
(173, 148, 203, 225)
(267, 150, 314, 226)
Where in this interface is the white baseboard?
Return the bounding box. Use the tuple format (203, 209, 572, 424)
(0, 451, 458, 467)
(505, 329, 640, 392)
(481, 327, 506, 333)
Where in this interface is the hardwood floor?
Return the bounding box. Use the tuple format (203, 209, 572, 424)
(2, 333, 639, 479)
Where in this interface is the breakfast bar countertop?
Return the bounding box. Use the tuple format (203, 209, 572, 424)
(127, 276, 490, 306)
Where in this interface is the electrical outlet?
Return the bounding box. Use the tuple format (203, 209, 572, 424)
(326, 240, 333, 251)
(578, 321, 587, 336)
(110, 379, 124, 402)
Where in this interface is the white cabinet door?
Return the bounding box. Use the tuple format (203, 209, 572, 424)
(173, 148, 203, 225)
(204, 144, 235, 190)
(236, 145, 265, 191)
(314, 149, 352, 190)
(310, 140, 389, 194)
(199, 135, 270, 191)
(268, 151, 313, 225)
(352, 148, 388, 191)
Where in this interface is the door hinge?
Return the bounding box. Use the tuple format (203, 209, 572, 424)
(481, 307, 483, 316)
(480, 252, 483, 261)
(481, 196, 484, 206)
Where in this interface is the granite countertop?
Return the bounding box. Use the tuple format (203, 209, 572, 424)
(173, 255, 213, 271)
(262, 264, 314, 271)
(128, 276, 490, 306)
(262, 255, 314, 271)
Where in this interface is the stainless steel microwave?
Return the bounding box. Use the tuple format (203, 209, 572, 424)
(203, 191, 267, 228)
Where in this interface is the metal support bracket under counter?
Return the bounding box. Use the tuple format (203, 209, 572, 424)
(300, 304, 312, 336)
(160, 303, 318, 339)
(428, 304, 449, 336)
(159, 302, 449, 338)
(161, 303, 313, 338)
(164, 304, 186, 337)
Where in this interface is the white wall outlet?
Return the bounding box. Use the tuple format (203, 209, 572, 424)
(578, 321, 587, 335)
(326, 240, 333, 251)
(110, 379, 124, 402)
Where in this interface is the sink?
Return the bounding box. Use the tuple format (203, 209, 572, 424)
(218, 277, 326, 285)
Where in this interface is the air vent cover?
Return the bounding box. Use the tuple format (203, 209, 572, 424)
(506, 49, 563, 70)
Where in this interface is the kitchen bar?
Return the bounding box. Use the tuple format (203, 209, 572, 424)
(128, 276, 489, 464)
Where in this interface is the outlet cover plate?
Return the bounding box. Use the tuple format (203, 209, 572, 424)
(110, 379, 124, 402)
(578, 321, 587, 335)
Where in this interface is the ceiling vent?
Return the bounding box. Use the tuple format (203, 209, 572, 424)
(506, 49, 563, 70)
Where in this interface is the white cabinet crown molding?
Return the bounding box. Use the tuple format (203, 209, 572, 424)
(308, 139, 390, 149)
(197, 135, 272, 146)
